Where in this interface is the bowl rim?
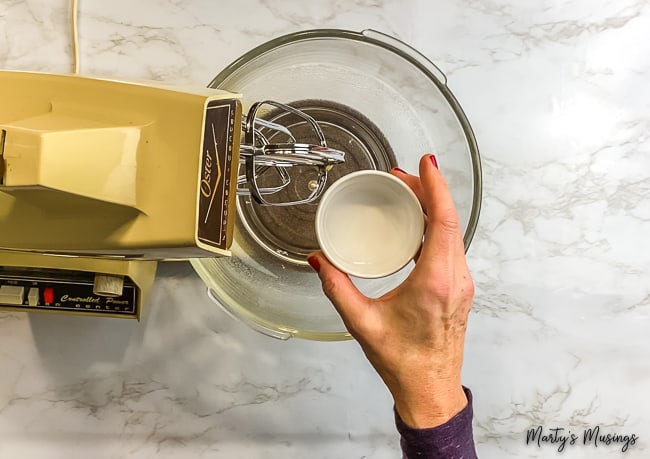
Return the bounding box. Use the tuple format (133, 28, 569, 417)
(191, 258, 354, 341)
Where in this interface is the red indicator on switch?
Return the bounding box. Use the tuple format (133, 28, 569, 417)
(43, 287, 54, 305)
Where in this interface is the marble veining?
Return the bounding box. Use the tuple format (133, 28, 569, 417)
(1, 0, 649, 457)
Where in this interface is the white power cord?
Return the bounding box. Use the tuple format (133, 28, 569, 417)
(71, 0, 79, 74)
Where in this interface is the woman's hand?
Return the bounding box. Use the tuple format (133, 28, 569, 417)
(308, 154, 474, 428)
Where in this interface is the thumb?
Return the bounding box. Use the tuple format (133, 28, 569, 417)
(307, 252, 368, 326)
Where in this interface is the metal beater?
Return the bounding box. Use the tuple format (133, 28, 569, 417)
(236, 100, 346, 206)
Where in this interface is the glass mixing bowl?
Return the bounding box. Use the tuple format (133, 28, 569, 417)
(191, 29, 481, 341)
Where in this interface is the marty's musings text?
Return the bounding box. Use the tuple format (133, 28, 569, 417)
(526, 425, 638, 453)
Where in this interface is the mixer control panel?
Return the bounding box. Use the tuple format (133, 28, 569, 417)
(0, 267, 138, 318)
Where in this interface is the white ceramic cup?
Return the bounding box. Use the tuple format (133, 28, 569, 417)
(315, 170, 425, 278)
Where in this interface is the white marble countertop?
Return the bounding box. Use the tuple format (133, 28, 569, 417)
(1, 1, 649, 457)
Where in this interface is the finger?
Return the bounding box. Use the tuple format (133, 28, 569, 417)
(307, 252, 369, 327)
(417, 155, 465, 268)
(391, 167, 428, 264)
(390, 167, 426, 211)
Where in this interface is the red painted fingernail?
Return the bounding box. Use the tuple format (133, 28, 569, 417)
(307, 256, 321, 273)
(429, 154, 439, 169)
(392, 167, 407, 174)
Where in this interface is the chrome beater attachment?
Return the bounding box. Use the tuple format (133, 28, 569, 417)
(237, 100, 346, 206)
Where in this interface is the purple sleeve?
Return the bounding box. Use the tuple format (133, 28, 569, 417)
(395, 387, 478, 459)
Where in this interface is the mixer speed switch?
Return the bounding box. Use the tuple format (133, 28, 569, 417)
(27, 288, 39, 306)
(0, 285, 25, 305)
(93, 274, 124, 297)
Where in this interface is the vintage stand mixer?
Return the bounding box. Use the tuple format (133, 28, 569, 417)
(0, 29, 481, 340)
